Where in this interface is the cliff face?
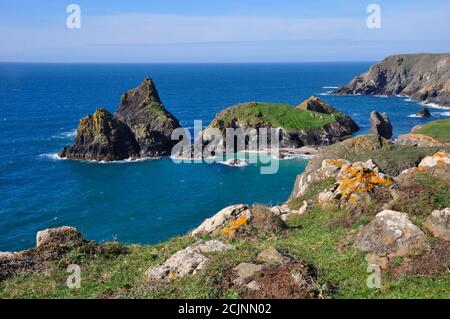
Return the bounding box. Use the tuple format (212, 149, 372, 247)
(333, 54, 450, 107)
(203, 97, 359, 150)
(58, 109, 141, 161)
(116, 78, 181, 157)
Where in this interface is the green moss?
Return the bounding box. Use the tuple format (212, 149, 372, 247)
(414, 118, 450, 143)
(212, 102, 340, 131)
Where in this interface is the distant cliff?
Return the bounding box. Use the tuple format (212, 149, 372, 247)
(333, 54, 450, 107)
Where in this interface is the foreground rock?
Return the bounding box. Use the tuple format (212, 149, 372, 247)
(191, 204, 252, 236)
(0, 226, 88, 282)
(418, 151, 450, 169)
(59, 109, 141, 161)
(355, 210, 429, 258)
(146, 240, 233, 281)
(116, 77, 181, 157)
(425, 208, 450, 241)
(333, 53, 450, 107)
(257, 247, 294, 264)
(369, 111, 392, 139)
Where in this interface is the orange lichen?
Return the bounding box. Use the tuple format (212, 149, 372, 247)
(221, 215, 249, 236)
(338, 164, 394, 199)
(327, 159, 344, 167)
(433, 152, 448, 158)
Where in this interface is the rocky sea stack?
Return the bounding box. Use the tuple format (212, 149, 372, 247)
(58, 109, 140, 161)
(116, 77, 181, 157)
(203, 96, 359, 149)
(333, 53, 450, 107)
(369, 111, 393, 139)
(59, 78, 181, 161)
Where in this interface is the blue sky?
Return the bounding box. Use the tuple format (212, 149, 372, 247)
(1, 0, 449, 62)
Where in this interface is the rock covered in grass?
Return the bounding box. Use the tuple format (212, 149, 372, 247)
(191, 204, 252, 236)
(145, 240, 233, 281)
(425, 208, 450, 241)
(58, 109, 141, 161)
(355, 210, 429, 258)
(369, 111, 393, 139)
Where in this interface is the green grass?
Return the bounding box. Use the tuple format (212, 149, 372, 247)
(2, 204, 448, 299)
(414, 118, 450, 143)
(213, 102, 341, 131)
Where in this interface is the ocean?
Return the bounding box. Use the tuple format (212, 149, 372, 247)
(1, 62, 449, 251)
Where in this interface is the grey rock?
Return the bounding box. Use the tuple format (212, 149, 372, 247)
(416, 107, 431, 117)
(191, 204, 252, 236)
(232, 263, 262, 286)
(36, 226, 83, 248)
(425, 208, 450, 241)
(355, 210, 429, 257)
(257, 247, 293, 264)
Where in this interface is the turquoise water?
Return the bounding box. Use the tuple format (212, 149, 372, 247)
(1, 63, 449, 251)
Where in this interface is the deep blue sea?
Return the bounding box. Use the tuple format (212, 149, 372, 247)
(1, 63, 449, 251)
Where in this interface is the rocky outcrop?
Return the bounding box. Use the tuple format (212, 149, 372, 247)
(145, 240, 233, 281)
(425, 208, 450, 241)
(355, 210, 429, 258)
(116, 77, 181, 157)
(396, 134, 443, 147)
(202, 98, 359, 153)
(418, 151, 450, 169)
(257, 247, 294, 264)
(416, 107, 431, 118)
(60, 78, 181, 161)
(191, 204, 252, 236)
(369, 111, 393, 139)
(333, 53, 450, 107)
(59, 109, 141, 161)
(0, 226, 88, 282)
(316, 159, 395, 208)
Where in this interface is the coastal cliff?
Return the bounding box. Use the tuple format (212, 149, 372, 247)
(333, 53, 450, 107)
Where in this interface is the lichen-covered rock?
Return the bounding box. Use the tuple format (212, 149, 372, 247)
(59, 109, 141, 161)
(145, 240, 233, 281)
(418, 152, 450, 169)
(355, 210, 429, 257)
(116, 77, 181, 157)
(36, 226, 83, 248)
(191, 204, 252, 236)
(396, 133, 444, 147)
(232, 263, 263, 287)
(369, 111, 392, 139)
(295, 96, 340, 114)
(425, 208, 450, 241)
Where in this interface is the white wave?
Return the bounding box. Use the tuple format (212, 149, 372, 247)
(374, 95, 388, 98)
(52, 129, 77, 139)
(322, 86, 339, 89)
(407, 114, 421, 118)
(319, 91, 332, 96)
(404, 98, 413, 102)
(421, 101, 450, 110)
(39, 153, 64, 160)
(437, 111, 450, 117)
(218, 159, 248, 167)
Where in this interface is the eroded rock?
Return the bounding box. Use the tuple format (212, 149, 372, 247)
(257, 247, 294, 265)
(355, 210, 429, 257)
(369, 111, 393, 139)
(146, 240, 233, 281)
(425, 208, 450, 241)
(36, 226, 84, 248)
(191, 204, 252, 236)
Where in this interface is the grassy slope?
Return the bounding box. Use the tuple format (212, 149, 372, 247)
(414, 118, 450, 143)
(2, 173, 449, 299)
(214, 102, 341, 131)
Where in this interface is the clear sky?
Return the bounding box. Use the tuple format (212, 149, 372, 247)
(1, 0, 449, 63)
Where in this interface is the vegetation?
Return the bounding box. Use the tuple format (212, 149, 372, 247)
(414, 118, 450, 143)
(211, 102, 342, 131)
